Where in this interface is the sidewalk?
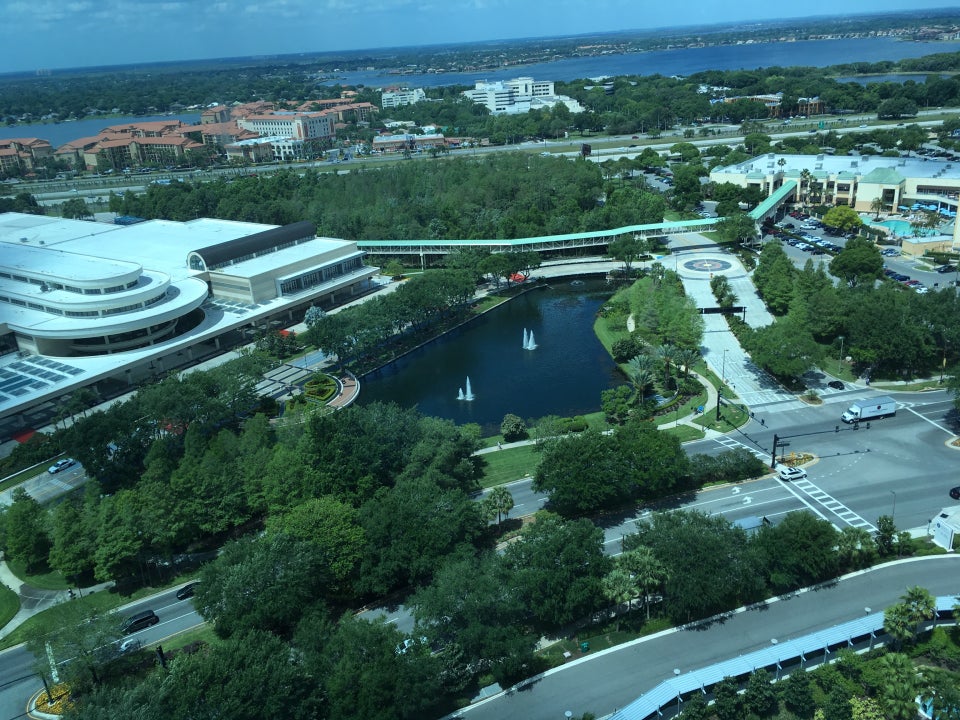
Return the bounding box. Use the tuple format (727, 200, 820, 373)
(0, 554, 114, 642)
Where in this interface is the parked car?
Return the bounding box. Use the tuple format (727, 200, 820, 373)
(950, 486, 960, 500)
(827, 380, 844, 390)
(48, 458, 76, 474)
(936, 264, 956, 274)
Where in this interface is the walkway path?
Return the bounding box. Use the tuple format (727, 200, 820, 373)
(0, 553, 114, 642)
(669, 238, 802, 409)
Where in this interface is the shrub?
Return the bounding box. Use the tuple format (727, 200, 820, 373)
(687, 448, 768, 487)
(563, 416, 589, 433)
(500, 414, 528, 442)
(612, 336, 642, 363)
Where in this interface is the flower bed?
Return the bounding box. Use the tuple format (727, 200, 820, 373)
(36, 683, 73, 715)
(303, 373, 338, 402)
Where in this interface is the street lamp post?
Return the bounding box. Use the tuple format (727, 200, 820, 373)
(890, 490, 897, 521)
(940, 340, 948, 383)
(837, 336, 845, 376)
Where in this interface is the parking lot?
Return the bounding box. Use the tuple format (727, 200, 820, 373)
(766, 212, 954, 294)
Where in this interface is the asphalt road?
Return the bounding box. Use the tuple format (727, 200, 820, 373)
(493, 389, 959, 555)
(460, 555, 960, 720)
(0, 462, 88, 507)
(0, 586, 203, 720)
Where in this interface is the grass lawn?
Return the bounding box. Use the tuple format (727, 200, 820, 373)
(0, 583, 19, 630)
(592, 314, 623, 356)
(539, 614, 673, 667)
(156, 624, 218, 652)
(871, 378, 947, 392)
(480, 444, 540, 488)
(661, 424, 706, 443)
(6, 559, 70, 591)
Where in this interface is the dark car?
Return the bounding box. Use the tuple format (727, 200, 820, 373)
(121, 609, 159, 634)
(827, 380, 844, 391)
(950, 486, 960, 500)
(937, 264, 956, 274)
(175, 582, 199, 600)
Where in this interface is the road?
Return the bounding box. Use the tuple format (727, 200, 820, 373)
(0, 462, 87, 507)
(460, 555, 960, 720)
(485, 390, 958, 558)
(0, 586, 203, 720)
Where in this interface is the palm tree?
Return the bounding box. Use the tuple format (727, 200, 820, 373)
(655, 343, 677, 386)
(486, 486, 514, 528)
(883, 602, 914, 650)
(878, 653, 920, 720)
(628, 354, 657, 397)
(674, 347, 701, 381)
(620, 547, 669, 620)
(870, 196, 884, 219)
(920, 667, 960, 720)
(902, 585, 936, 638)
(799, 168, 811, 207)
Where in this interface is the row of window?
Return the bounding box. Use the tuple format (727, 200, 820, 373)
(0, 289, 166, 318)
(0, 272, 139, 295)
(208, 235, 314, 270)
(278, 257, 364, 295)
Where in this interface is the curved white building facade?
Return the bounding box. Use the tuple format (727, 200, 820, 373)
(0, 212, 379, 430)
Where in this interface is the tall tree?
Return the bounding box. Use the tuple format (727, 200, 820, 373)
(501, 512, 611, 633)
(3, 488, 50, 572)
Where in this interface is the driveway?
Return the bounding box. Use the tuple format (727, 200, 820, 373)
(459, 556, 960, 720)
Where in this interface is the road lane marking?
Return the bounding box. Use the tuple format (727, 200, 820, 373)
(905, 405, 955, 435)
(789, 479, 876, 532)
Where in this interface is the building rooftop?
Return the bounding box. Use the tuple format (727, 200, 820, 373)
(713, 152, 960, 181)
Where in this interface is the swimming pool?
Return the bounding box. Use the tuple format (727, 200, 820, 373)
(867, 219, 937, 237)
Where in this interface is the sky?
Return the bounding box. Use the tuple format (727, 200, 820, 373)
(1, 0, 955, 74)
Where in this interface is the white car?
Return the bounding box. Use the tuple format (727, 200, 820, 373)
(48, 458, 76, 474)
(777, 465, 807, 481)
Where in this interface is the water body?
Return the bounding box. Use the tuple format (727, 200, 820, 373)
(835, 73, 950, 85)
(325, 38, 960, 88)
(0, 113, 201, 147)
(359, 278, 624, 433)
(5, 38, 959, 147)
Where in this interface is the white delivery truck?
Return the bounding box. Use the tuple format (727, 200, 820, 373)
(840, 396, 896, 423)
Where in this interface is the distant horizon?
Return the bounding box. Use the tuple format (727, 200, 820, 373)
(1, 2, 956, 75)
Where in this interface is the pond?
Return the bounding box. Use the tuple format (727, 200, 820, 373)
(359, 277, 625, 434)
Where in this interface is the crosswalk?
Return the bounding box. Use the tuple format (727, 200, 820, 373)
(789, 479, 876, 532)
(713, 434, 769, 462)
(710, 436, 876, 532)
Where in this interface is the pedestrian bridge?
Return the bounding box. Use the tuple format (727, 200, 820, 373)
(355, 181, 796, 258)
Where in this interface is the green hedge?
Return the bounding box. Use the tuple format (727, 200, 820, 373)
(303, 373, 338, 402)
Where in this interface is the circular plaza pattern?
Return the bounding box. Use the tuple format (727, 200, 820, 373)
(682, 258, 732, 273)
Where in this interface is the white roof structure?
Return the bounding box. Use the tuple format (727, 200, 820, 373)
(0, 213, 378, 432)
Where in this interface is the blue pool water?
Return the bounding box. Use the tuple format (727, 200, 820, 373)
(868, 219, 936, 237)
